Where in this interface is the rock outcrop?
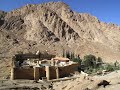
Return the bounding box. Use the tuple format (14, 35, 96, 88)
(1, 2, 120, 62)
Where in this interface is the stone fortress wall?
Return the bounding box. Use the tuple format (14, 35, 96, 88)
(11, 63, 79, 80)
(11, 53, 79, 80)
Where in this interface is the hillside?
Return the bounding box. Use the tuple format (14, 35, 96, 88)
(1, 1, 120, 79)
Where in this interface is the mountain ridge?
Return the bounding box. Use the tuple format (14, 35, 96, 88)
(0, 2, 120, 62)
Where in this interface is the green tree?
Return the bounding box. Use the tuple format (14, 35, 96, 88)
(114, 61, 119, 67)
(97, 57, 102, 63)
(62, 49, 65, 57)
(72, 57, 82, 63)
(83, 54, 97, 68)
(70, 52, 75, 59)
(66, 51, 70, 59)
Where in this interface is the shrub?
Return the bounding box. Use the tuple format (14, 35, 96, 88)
(114, 61, 119, 67)
(97, 57, 103, 63)
(106, 64, 114, 72)
(81, 54, 105, 74)
(79, 54, 120, 74)
(72, 57, 82, 63)
(83, 54, 97, 68)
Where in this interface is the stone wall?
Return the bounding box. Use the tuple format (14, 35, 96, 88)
(39, 67, 46, 79)
(59, 63, 79, 78)
(12, 67, 46, 80)
(15, 53, 55, 61)
(13, 68, 34, 80)
(49, 66, 57, 79)
(11, 63, 79, 80)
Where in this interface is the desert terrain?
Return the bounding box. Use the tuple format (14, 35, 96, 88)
(1, 1, 120, 90)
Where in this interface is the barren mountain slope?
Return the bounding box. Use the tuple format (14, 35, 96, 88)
(0, 2, 120, 64)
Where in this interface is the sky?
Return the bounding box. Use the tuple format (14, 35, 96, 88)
(0, 0, 120, 25)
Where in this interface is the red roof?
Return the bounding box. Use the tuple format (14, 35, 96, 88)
(52, 57, 70, 61)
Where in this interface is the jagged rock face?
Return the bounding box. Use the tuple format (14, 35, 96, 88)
(24, 7, 79, 42)
(2, 16, 24, 30)
(1, 2, 120, 62)
(24, 16, 60, 43)
(0, 10, 6, 26)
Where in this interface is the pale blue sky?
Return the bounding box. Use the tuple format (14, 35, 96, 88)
(0, 0, 120, 25)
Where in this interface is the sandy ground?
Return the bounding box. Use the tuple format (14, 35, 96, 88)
(0, 80, 52, 90)
(1, 71, 120, 90)
(53, 71, 120, 90)
(0, 59, 11, 80)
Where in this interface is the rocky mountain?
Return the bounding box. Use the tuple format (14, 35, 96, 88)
(1, 2, 120, 63)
